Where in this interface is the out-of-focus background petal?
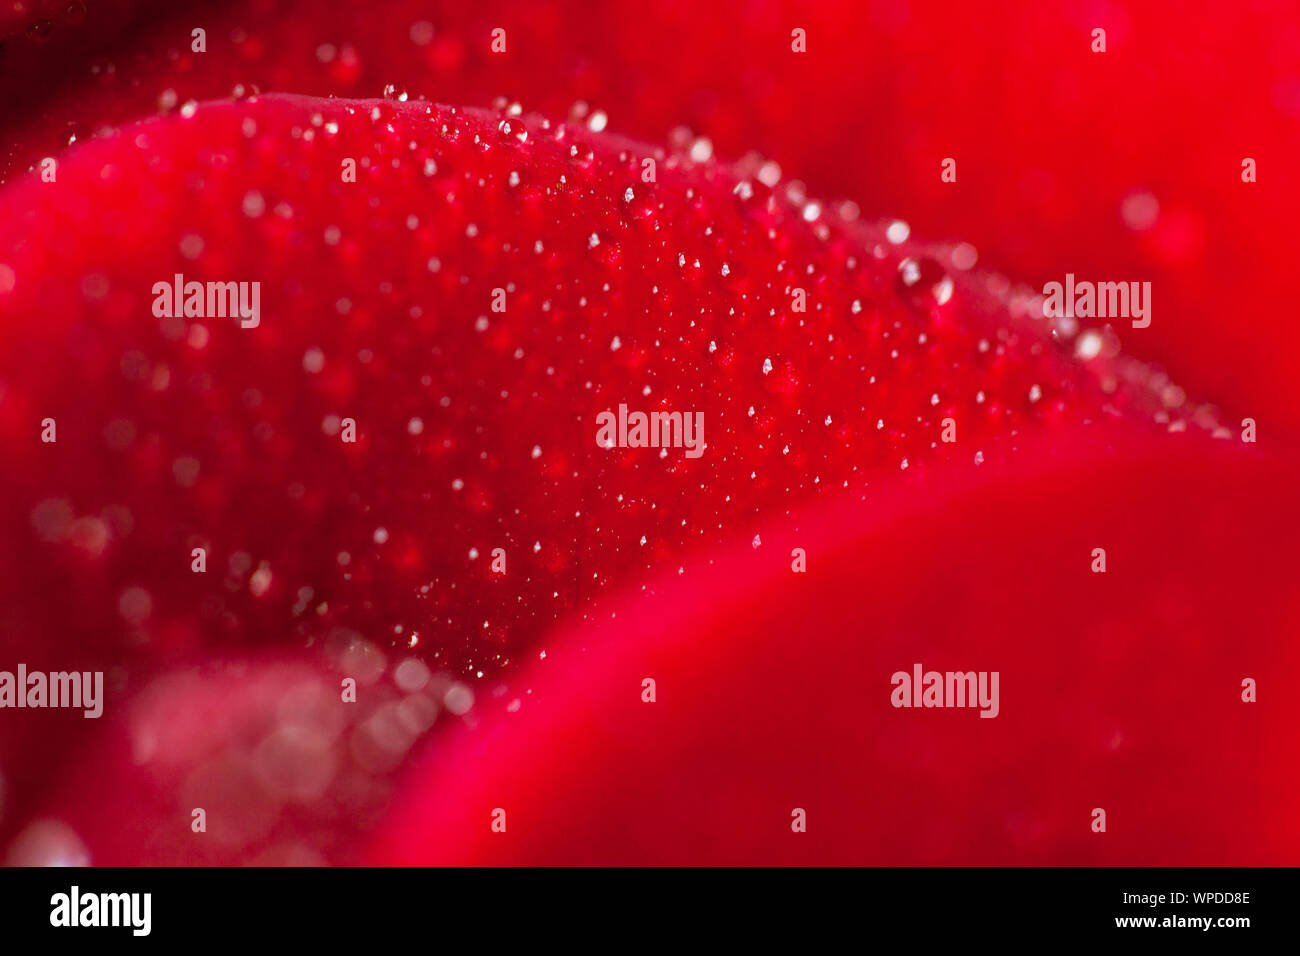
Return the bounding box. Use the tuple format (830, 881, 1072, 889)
(371, 437, 1300, 865)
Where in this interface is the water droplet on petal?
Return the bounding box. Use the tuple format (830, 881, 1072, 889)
(886, 220, 911, 244)
(896, 257, 953, 308)
(497, 119, 527, 144)
(568, 142, 594, 168)
(1075, 330, 1104, 360)
(26, 20, 54, 42)
(409, 21, 434, 46)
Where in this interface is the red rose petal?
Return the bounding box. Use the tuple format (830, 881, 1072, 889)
(370, 437, 1300, 864)
(0, 93, 1210, 853)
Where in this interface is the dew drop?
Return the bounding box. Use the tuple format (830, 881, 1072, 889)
(757, 161, 781, 187)
(1121, 190, 1160, 232)
(951, 242, 978, 270)
(895, 257, 954, 308)
(568, 142, 595, 168)
(25, 20, 54, 42)
(498, 119, 527, 144)
(1074, 330, 1104, 360)
(886, 220, 910, 244)
(409, 20, 434, 46)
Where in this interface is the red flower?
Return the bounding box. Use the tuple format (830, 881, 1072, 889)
(0, 0, 1296, 865)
